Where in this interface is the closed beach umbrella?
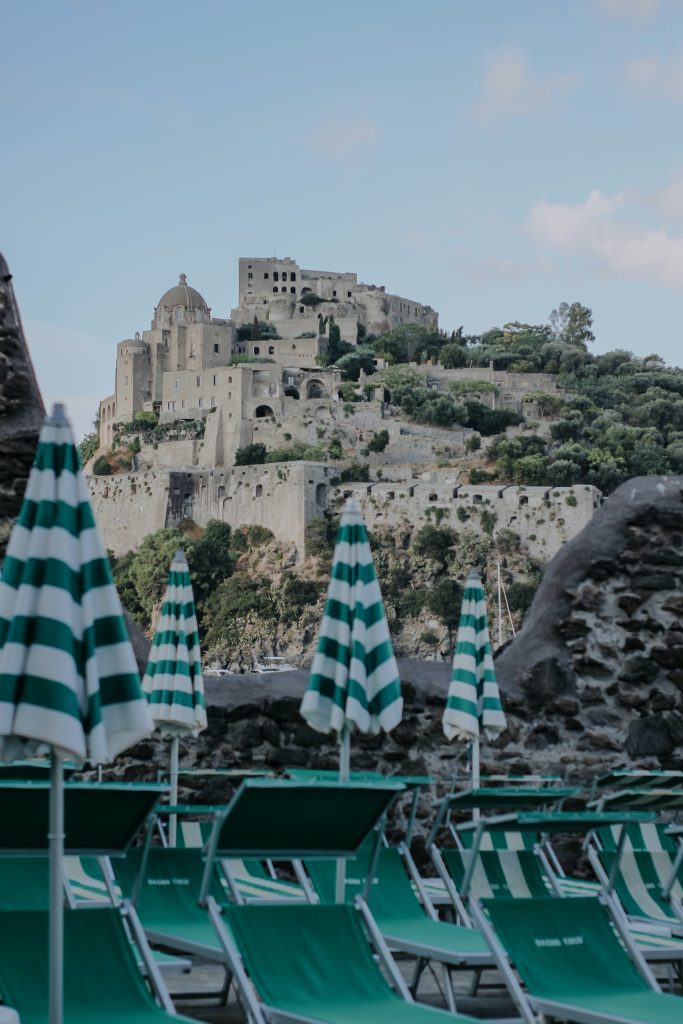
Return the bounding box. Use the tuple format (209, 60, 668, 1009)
(0, 404, 153, 1024)
(301, 497, 403, 774)
(442, 569, 506, 788)
(301, 496, 402, 900)
(142, 549, 206, 845)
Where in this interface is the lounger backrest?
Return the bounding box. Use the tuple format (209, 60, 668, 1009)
(597, 823, 676, 853)
(598, 850, 681, 921)
(224, 903, 399, 1009)
(174, 820, 270, 885)
(115, 847, 224, 928)
(459, 830, 536, 851)
(442, 849, 549, 900)
(0, 858, 49, 910)
(483, 896, 650, 1001)
(306, 846, 424, 921)
(0, 907, 163, 1021)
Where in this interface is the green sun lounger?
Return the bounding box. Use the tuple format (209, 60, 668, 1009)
(173, 816, 305, 901)
(594, 850, 683, 934)
(115, 846, 230, 961)
(306, 845, 494, 967)
(197, 779, 488, 1022)
(440, 848, 550, 901)
(478, 896, 683, 1024)
(0, 908, 196, 1024)
(597, 822, 677, 854)
(222, 901, 485, 1024)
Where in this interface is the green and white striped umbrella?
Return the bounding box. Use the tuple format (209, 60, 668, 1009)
(300, 497, 403, 740)
(0, 405, 153, 763)
(443, 569, 506, 743)
(0, 403, 153, 1024)
(142, 549, 207, 737)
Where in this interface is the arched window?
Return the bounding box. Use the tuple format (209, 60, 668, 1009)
(273, 286, 278, 293)
(281, 272, 288, 281)
(307, 380, 325, 399)
(316, 483, 327, 506)
(284, 387, 300, 399)
(291, 272, 296, 281)
(255, 484, 263, 497)
(254, 346, 260, 355)
(217, 485, 225, 497)
(254, 405, 274, 418)
(273, 271, 279, 281)
(290, 287, 296, 293)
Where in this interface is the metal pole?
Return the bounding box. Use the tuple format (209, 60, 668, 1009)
(336, 723, 351, 902)
(49, 749, 64, 1024)
(471, 736, 480, 822)
(169, 735, 179, 847)
(497, 561, 503, 648)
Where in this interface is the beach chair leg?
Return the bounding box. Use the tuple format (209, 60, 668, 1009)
(409, 957, 427, 996)
(441, 963, 457, 1012)
(468, 966, 482, 996)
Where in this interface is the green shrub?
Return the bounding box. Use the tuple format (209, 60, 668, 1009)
(78, 432, 99, 466)
(299, 292, 324, 307)
(235, 443, 268, 466)
(231, 524, 274, 552)
(481, 510, 498, 535)
(367, 429, 389, 453)
(92, 455, 112, 476)
(469, 467, 496, 484)
(414, 524, 456, 565)
(340, 463, 370, 483)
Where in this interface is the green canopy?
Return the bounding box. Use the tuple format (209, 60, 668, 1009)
(592, 788, 683, 810)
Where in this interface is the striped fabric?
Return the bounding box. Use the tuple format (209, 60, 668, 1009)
(443, 849, 549, 900)
(596, 788, 683, 810)
(142, 550, 206, 736)
(443, 569, 506, 741)
(596, 770, 683, 791)
(300, 498, 402, 737)
(599, 850, 683, 929)
(0, 409, 152, 763)
(598, 822, 677, 854)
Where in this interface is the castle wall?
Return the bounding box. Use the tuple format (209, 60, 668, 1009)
(88, 471, 170, 554)
(333, 482, 600, 562)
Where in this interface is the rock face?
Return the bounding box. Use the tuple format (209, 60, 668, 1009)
(0, 254, 44, 560)
(495, 475, 683, 773)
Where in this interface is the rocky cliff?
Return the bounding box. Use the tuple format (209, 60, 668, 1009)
(0, 254, 44, 560)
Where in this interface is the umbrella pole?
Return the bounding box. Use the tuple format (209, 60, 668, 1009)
(336, 724, 351, 902)
(339, 723, 351, 783)
(471, 736, 480, 822)
(169, 735, 179, 848)
(49, 748, 64, 1024)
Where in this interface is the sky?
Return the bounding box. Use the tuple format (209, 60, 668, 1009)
(4, 0, 683, 440)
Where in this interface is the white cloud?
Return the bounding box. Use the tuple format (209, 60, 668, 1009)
(627, 50, 683, 99)
(471, 47, 577, 119)
(311, 118, 378, 158)
(528, 188, 683, 288)
(652, 172, 683, 218)
(595, 0, 660, 18)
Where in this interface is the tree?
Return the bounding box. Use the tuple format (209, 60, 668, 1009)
(335, 347, 376, 381)
(186, 520, 234, 607)
(235, 443, 268, 466)
(414, 524, 456, 565)
(513, 453, 549, 485)
(78, 432, 99, 466)
(440, 343, 467, 369)
(549, 302, 594, 349)
(373, 324, 442, 364)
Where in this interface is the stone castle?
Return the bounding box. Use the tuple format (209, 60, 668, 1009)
(90, 258, 599, 560)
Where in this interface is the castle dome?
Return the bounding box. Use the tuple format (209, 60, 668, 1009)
(157, 273, 208, 311)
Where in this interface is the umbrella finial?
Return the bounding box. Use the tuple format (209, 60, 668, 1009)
(49, 403, 68, 424)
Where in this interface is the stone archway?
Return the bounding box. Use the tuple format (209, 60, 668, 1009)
(307, 379, 326, 399)
(284, 387, 300, 399)
(254, 405, 274, 418)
